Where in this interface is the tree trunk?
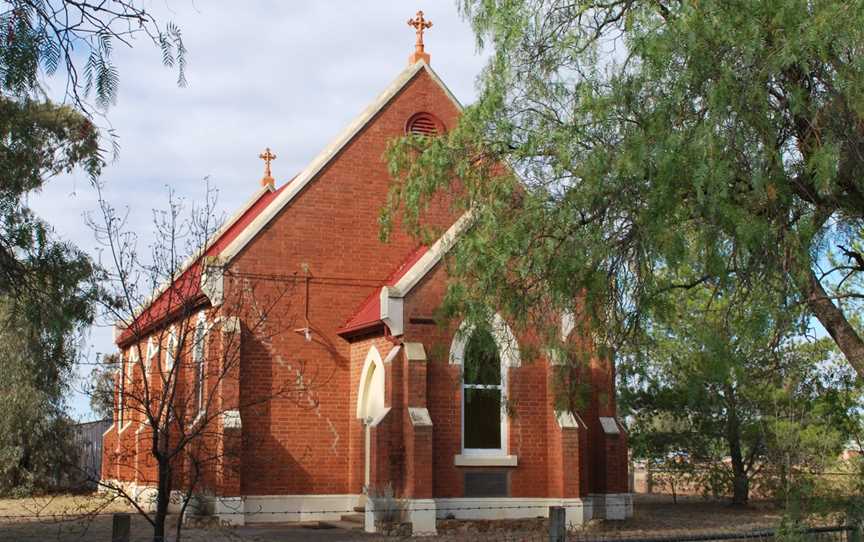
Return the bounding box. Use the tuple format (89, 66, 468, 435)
(154, 460, 172, 542)
(723, 383, 749, 506)
(799, 266, 864, 379)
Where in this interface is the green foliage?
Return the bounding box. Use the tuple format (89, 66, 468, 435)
(0, 301, 82, 495)
(0, 1, 186, 107)
(0, 95, 100, 337)
(621, 276, 862, 503)
(88, 353, 118, 421)
(384, 0, 864, 377)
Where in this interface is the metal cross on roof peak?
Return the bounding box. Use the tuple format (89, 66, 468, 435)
(407, 10, 433, 65)
(258, 147, 276, 187)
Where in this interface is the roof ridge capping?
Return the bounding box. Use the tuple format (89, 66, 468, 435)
(216, 60, 463, 265)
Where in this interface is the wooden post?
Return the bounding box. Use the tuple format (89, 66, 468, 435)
(549, 506, 566, 542)
(111, 512, 130, 542)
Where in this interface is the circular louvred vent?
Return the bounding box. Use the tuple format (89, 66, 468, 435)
(406, 112, 443, 136)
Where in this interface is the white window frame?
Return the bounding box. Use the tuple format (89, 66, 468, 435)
(192, 312, 207, 416)
(461, 345, 507, 457)
(119, 350, 137, 431)
(166, 326, 178, 372)
(146, 337, 158, 373)
(450, 314, 520, 459)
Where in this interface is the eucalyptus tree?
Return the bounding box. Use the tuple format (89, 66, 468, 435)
(384, 1, 864, 377)
(621, 277, 861, 505)
(0, 1, 186, 325)
(0, 2, 186, 497)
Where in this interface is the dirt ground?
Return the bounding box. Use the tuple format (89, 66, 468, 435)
(0, 493, 249, 542)
(0, 493, 824, 542)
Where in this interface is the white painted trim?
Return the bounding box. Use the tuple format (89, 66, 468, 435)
(561, 310, 576, 341)
(375, 210, 473, 338)
(165, 325, 178, 371)
(389, 211, 474, 298)
(117, 420, 134, 435)
(118, 351, 133, 432)
(403, 342, 426, 362)
(193, 311, 207, 416)
(379, 287, 404, 336)
(590, 493, 633, 520)
(434, 497, 592, 524)
(214, 496, 245, 526)
(356, 345, 385, 420)
(134, 419, 150, 435)
(383, 344, 401, 364)
(145, 337, 157, 373)
(242, 494, 363, 523)
(453, 454, 517, 467)
(220, 315, 242, 334)
(101, 422, 115, 437)
(368, 406, 391, 428)
(406, 499, 437, 536)
(365, 497, 438, 535)
(556, 411, 586, 430)
(222, 410, 242, 429)
(218, 61, 463, 265)
(408, 407, 433, 427)
(200, 257, 224, 307)
(449, 313, 521, 368)
(600, 416, 621, 435)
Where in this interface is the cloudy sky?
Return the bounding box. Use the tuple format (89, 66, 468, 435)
(28, 2, 490, 420)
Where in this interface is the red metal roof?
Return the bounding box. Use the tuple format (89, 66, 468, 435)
(116, 184, 288, 346)
(337, 245, 430, 337)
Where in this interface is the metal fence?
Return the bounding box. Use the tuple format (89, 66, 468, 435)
(0, 497, 860, 542)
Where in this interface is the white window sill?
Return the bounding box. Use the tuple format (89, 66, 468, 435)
(454, 454, 518, 467)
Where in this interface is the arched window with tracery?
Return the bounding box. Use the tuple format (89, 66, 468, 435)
(192, 312, 207, 415)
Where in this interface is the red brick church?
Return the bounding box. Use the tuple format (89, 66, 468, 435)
(101, 12, 631, 534)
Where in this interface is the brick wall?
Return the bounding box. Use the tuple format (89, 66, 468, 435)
(223, 68, 459, 496)
(102, 64, 629, 503)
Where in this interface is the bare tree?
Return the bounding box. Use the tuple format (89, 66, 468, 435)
(85, 180, 323, 541)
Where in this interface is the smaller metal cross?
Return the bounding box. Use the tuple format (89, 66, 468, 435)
(259, 147, 276, 179)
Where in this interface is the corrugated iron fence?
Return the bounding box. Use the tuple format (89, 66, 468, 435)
(68, 419, 112, 490)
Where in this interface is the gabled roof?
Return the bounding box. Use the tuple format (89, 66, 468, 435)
(338, 245, 430, 336)
(337, 211, 472, 338)
(117, 59, 463, 346)
(116, 184, 287, 345)
(217, 59, 462, 264)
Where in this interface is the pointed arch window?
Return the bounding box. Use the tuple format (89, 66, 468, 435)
(192, 312, 207, 415)
(451, 314, 520, 465)
(119, 350, 137, 430)
(166, 326, 178, 371)
(146, 337, 158, 373)
(462, 328, 504, 451)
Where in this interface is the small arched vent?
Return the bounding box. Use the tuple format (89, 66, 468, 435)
(406, 112, 443, 137)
